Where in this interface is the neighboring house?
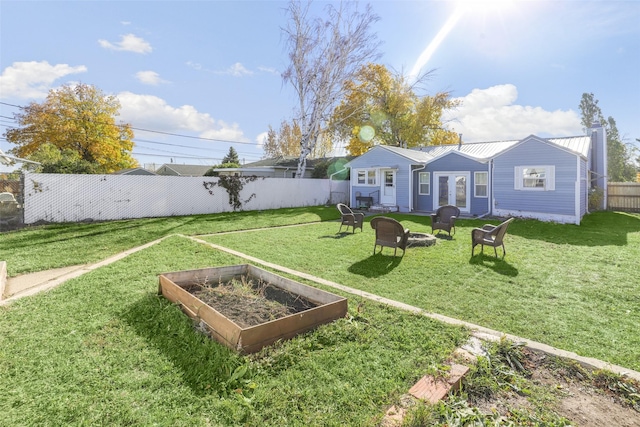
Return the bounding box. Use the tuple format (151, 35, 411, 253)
(212, 156, 353, 179)
(346, 123, 607, 225)
(213, 156, 303, 178)
(155, 164, 213, 177)
(112, 167, 157, 176)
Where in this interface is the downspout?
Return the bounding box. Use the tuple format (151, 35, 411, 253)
(411, 164, 427, 212)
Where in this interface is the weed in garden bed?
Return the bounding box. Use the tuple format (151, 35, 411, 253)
(186, 275, 317, 328)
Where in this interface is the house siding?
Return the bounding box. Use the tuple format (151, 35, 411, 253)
(492, 138, 579, 221)
(348, 147, 415, 212)
(414, 153, 489, 215)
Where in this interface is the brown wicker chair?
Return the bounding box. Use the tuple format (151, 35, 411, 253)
(431, 205, 460, 236)
(370, 217, 410, 256)
(471, 218, 514, 258)
(337, 203, 364, 233)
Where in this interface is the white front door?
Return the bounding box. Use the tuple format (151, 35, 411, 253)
(434, 172, 469, 212)
(380, 169, 396, 205)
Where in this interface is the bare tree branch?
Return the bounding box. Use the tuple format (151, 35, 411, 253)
(282, 0, 380, 177)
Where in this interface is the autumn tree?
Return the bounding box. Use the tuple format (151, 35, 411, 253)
(4, 83, 137, 173)
(263, 119, 332, 158)
(27, 143, 98, 174)
(579, 92, 636, 182)
(330, 63, 460, 155)
(282, 0, 380, 178)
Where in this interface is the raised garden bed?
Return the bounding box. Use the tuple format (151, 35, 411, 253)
(158, 264, 347, 354)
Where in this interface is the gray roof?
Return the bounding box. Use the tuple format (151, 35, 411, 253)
(156, 164, 214, 176)
(112, 167, 157, 176)
(242, 156, 354, 169)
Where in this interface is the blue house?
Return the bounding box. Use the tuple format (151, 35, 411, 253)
(346, 123, 607, 225)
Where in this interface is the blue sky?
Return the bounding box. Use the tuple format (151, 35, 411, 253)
(1, 0, 639, 170)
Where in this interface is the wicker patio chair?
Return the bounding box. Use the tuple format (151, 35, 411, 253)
(370, 216, 410, 256)
(337, 203, 364, 233)
(431, 205, 461, 236)
(471, 217, 515, 258)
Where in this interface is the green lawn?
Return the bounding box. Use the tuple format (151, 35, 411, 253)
(1, 207, 638, 425)
(201, 211, 640, 372)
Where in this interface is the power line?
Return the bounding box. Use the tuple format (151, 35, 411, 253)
(0, 101, 263, 148)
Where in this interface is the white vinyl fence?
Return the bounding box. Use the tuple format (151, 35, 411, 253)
(23, 173, 349, 224)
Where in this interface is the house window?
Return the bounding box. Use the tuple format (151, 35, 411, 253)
(356, 169, 377, 186)
(515, 166, 555, 191)
(418, 172, 430, 195)
(474, 172, 488, 197)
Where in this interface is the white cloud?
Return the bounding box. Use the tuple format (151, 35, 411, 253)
(187, 61, 255, 77)
(257, 66, 279, 75)
(255, 131, 269, 148)
(444, 84, 582, 142)
(135, 71, 167, 85)
(186, 61, 203, 71)
(98, 34, 152, 54)
(220, 63, 253, 77)
(0, 61, 87, 99)
(117, 91, 250, 143)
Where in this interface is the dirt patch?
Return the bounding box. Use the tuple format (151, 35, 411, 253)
(185, 275, 317, 328)
(472, 349, 640, 426)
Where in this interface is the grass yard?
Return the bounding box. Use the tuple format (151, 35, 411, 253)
(0, 236, 469, 426)
(1, 207, 638, 425)
(202, 210, 640, 373)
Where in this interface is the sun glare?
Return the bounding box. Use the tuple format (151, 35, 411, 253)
(409, 0, 528, 83)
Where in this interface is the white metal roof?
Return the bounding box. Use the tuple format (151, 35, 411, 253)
(546, 136, 592, 158)
(350, 134, 592, 166)
(414, 140, 520, 161)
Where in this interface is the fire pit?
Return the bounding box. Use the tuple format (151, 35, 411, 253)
(406, 232, 437, 247)
(158, 264, 347, 354)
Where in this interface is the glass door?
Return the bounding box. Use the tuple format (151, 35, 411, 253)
(434, 172, 469, 211)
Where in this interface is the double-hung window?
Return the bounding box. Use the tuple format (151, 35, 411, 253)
(474, 171, 488, 197)
(418, 172, 430, 195)
(515, 166, 555, 191)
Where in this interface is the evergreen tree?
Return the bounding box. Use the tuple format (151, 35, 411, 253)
(222, 146, 240, 165)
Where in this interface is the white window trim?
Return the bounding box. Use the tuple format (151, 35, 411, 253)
(418, 172, 430, 195)
(514, 165, 555, 191)
(474, 171, 488, 198)
(355, 168, 378, 186)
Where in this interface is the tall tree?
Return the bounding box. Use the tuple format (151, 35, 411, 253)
(282, 0, 380, 178)
(330, 63, 460, 155)
(578, 93, 636, 182)
(262, 119, 331, 158)
(26, 143, 99, 174)
(263, 120, 303, 158)
(222, 146, 240, 165)
(4, 83, 137, 173)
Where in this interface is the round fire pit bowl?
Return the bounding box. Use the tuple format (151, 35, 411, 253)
(407, 232, 437, 248)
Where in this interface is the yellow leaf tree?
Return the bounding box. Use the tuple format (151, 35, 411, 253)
(329, 63, 460, 155)
(263, 119, 332, 159)
(4, 83, 138, 173)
